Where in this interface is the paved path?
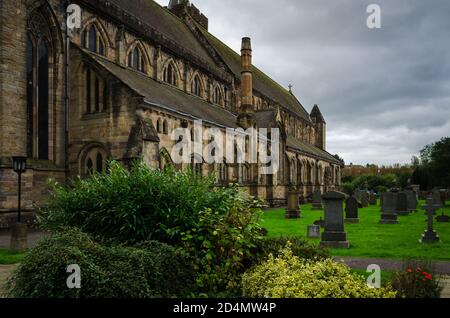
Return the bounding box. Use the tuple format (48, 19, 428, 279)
(333, 256, 450, 275)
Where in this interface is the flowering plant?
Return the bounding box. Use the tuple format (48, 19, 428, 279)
(392, 263, 442, 298)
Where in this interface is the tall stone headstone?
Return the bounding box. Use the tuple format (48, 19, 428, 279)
(420, 197, 440, 243)
(432, 189, 442, 208)
(405, 190, 418, 213)
(311, 190, 323, 210)
(285, 188, 301, 219)
(411, 185, 420, 201)
(361, 191, 369, 208)
(396, 192, 409, 216)
(380, 192, 399, 224)
(345, 196, 359, 223)
(320, 191, 350, 249)
(369, 191, 377, 205)
(440, 189, 447, 207)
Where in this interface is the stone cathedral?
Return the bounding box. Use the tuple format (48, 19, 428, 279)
(0, 0, 342, 226)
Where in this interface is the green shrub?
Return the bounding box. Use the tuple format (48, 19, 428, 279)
(39, 161, 239, 245)
(242, 246, 397, 298)
(391, 262, 442, 298)
(253, 236, 330, 263)
(181, 192, 265, 295)
(6, 229, 194, 298)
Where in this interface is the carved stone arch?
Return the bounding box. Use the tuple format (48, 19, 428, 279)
(212, 83, 225, 106)
(188, 70, 206, 96)
(159, 147, 174, 170)
(27, 0, 63, 54)
(162, 58, 182, 84)
(78, 142, 110, 177)
(126, 40, 153, 69)
(81, 16, 114, 49)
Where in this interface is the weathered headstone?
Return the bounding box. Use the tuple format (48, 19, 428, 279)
(313, 217, 325, 228)
(396, 192, 409, 216)
(311, 190, 323, 210)
(405, 190, 418, 213)
(285, 188, 301, 219)
(307, 225, 321, 239)
(432, 189, 442, 208)
(369, 191, 377, 205)
(345, 196, 359, 223)
(361, 191, 369, 208)
(420, 197, 440, 243)
(380, 192, 399, 224)
(440, 189, 447, 207)
(411, 185, 420, 201)
(320, 191, 350, 249)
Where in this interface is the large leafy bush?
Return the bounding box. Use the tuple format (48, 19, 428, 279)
(6, 229, 194, 298)
(39, 162, 238, 245)
(242, 246, 396, 298)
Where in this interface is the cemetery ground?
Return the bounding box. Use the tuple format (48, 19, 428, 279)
(261, 200, 450, 261)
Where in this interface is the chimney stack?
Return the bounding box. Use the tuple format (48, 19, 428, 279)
(237, 37, 255, 128)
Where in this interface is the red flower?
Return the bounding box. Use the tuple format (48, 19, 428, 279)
(407, 268, 413, 273)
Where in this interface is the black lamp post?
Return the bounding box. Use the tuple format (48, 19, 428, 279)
(12, 156, 27, 223)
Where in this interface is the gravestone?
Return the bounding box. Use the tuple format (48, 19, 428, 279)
(345, 196, 359, 223)
(314, 217, 325, 228)
(405, 190, 418, 213)
(440, 189, 447, 207)
(320, 191, 350, 249)
(396, 192, 409, 216)
(361, 191, 369, 208)
(285, 188, 301, 219)
(420, 197, 440, 243)
(432, 189, 442, 208)
(380, 192, 399, 224)
(311, 190, 323, 210)
(369, 191, 377, 205)
(307, 225, 321, 239)
(411, 185, 420, 201)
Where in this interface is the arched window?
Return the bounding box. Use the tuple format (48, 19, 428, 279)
(127, 45, 146, 73)
(163, 63, 177, 86)
(213, 86, 223, 105)
(163, 120, 169, 135)
(83, 147, 107, 176)
(85, 68, 108, 114)
(26, 9, 53, 161)
(156, 118, 162, 134)
(82, 24, 105, 56)
(191, 75, 202, 96)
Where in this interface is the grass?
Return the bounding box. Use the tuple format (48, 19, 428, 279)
(351, 269, 395, 286)
(261, 200, 450, 261)
(0, 250, 26, 265)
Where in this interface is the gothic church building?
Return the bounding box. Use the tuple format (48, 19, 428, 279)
(0, 0, 342, 225)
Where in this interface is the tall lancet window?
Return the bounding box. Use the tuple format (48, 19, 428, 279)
(26, 9, 53, 160)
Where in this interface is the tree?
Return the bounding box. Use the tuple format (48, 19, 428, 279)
(412, 137, 450, 189)
(333, 154, 345, 165)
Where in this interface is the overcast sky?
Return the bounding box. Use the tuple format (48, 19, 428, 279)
(155, 0, 450, 165)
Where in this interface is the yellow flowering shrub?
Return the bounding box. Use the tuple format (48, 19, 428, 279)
(242, 246, 397, 298)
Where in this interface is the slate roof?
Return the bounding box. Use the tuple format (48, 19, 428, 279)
(254, 110, 276, 129)
(87, 0, 312, 123)
(196, 26, 312, 122)
(286, 136, 341, 164)
(310, 104, 326, 123)
(81, 48, 239, 128)
(104, 0, 217, 66)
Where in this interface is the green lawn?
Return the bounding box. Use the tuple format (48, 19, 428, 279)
(0, 250, 26, 265)
(261, 200, 450, 261)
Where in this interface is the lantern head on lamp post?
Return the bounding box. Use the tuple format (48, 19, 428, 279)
(12, 156, 27, 223)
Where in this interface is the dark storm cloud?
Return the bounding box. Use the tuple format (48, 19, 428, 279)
(155, 0, 450, 165)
